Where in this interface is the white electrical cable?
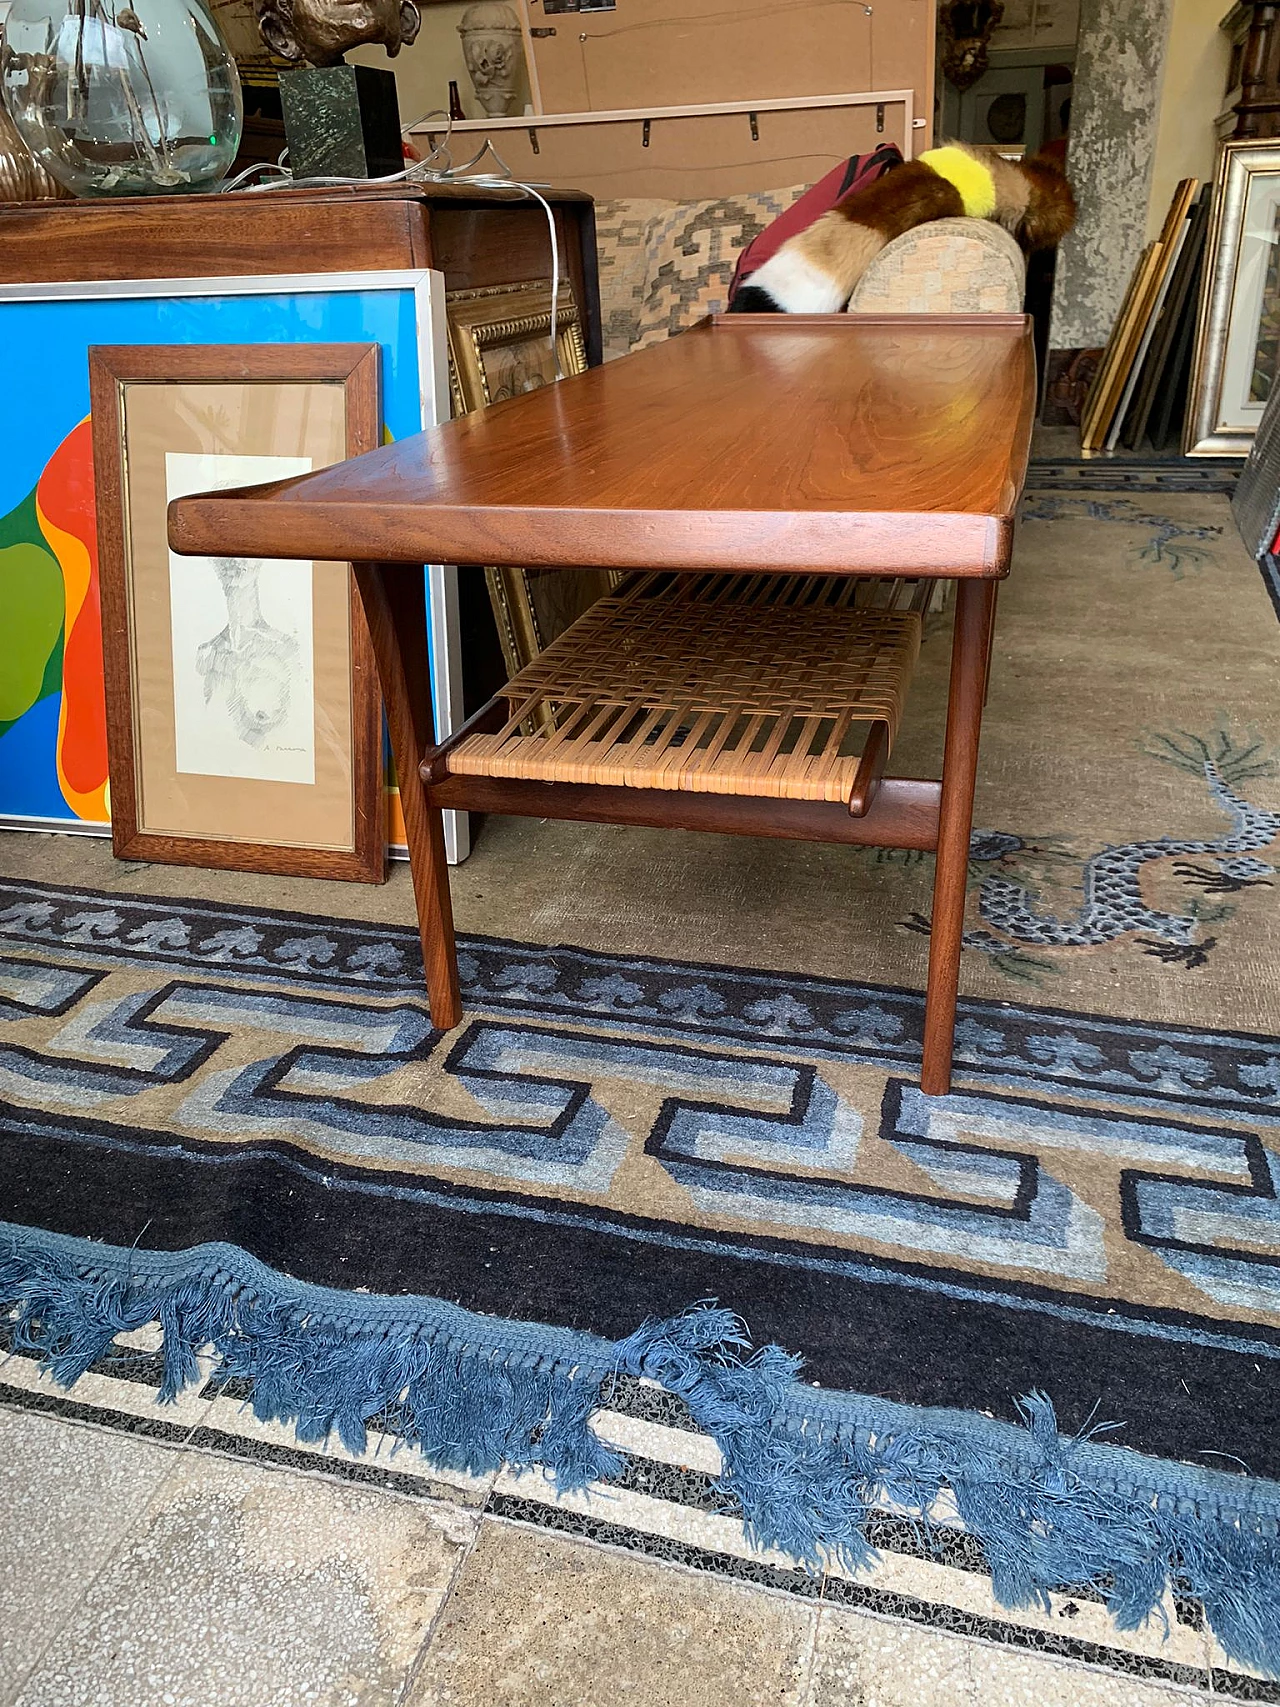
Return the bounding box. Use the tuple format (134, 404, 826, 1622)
(512, 179, 562, 379)
(218, 110, 565, 375)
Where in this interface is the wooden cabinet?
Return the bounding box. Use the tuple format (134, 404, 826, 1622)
(1219, 0, 1280, 142)
(0, 183, 602, 362)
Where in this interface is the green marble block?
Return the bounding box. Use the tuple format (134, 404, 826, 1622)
(279, 64, 404, 181)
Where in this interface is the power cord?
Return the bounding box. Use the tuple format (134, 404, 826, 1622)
(218, 110, 564, 377)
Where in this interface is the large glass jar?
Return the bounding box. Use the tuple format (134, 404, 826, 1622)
(1, 0, 242, 196)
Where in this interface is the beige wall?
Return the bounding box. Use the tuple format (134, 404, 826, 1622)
(1143, 0, 1230, 236)
(356, 0, 930, 149)
(350, 3, 534, 135)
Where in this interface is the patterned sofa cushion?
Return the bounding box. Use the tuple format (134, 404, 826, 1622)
(848, 216, 1025, 315)
(594, 199, 1025, 360)
(593, 197, 677, 362)
(630, 189, 808, 350)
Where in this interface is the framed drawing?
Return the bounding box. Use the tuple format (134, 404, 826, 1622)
(0, 268, 464, 865)
(446, 280, 615, 674)
(89, 342, 386, 881)
(1186, 140, 1280, 456)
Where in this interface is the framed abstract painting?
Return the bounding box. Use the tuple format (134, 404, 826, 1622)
(1186, 140, 1280, 456)
(0, 267, 468, 865)
(89, 342, 387, 881)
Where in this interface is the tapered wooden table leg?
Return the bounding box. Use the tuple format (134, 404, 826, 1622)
(352, 562, 461, 1031)
(921, 577, 997, 1096)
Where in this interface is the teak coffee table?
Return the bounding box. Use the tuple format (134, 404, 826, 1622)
(170, 313, 1036, 1095)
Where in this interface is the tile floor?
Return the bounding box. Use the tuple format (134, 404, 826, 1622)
(2, 1395, 1233, 1707)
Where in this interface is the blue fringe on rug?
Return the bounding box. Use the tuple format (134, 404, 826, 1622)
(5, 1221, 1280, 1677)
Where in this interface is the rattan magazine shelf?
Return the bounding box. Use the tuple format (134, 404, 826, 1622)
(439, 572, 922, 810)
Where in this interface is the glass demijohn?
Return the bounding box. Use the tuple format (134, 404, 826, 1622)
(1, 0, 243, 195)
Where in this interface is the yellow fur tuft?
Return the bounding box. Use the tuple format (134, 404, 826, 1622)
(917, 146, 997, 220)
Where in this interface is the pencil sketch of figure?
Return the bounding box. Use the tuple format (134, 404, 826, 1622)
(168, 450, 315, 785)
(195, 557, 301, 749)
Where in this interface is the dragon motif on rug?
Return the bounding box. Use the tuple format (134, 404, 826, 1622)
(1018, 495, 1225, 578)
(904, 731, 1280, 972)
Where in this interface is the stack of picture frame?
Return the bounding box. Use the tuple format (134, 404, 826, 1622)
(1079, 139, 1280, 458)
(1122, 187, 1212, 453)
(1079, 177, 1199, 454)
(444, 278, 617, 676)
(0, 263, 474, 871)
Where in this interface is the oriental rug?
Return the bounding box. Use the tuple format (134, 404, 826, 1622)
(4, 875, 1280, 1690)
(5, 478, 1280, 1694)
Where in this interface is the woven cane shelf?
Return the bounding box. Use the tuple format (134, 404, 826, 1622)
(446, 572, 922, 805)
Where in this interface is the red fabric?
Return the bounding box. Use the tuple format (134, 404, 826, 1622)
(728, 143, 904, 304)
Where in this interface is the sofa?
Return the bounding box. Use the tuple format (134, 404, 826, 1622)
(593, 190, 1027, 357)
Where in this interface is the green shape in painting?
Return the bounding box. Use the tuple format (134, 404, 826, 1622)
(0, 484, 42, 552)
(0, 540, 65, 725)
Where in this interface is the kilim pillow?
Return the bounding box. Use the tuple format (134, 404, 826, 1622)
(629, 188, 808, 351)
(847, 216, 1025, 316)
(592, 197, 675, 361)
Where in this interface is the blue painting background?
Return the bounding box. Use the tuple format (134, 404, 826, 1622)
(0, 285, 432, 826)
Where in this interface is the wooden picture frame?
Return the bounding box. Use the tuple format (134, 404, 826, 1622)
(1080, 180, 1199, 454)
(89, 342, 386, 882)
(1102, 178, 1199, 451)
(446, 280, 616, 675)
(1079, 244, 1159, 451)
(1186, 140, 1280, 456)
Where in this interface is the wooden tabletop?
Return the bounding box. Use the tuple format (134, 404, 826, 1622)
(170, 313, 1037, 578)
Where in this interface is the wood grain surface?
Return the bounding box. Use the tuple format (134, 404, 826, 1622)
(170, 314, 1037, 577)
(921, 576, 995, 1093)
(0, 183, 592, 286)
(355, 562, 461, 1025)
(427, 773, 942, 850)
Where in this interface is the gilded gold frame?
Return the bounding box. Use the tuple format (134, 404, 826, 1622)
(445, 280, 613, 675)
(447, 278, 587, 409)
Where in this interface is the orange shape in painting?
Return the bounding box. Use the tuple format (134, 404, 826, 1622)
(37, 419, 109, 823)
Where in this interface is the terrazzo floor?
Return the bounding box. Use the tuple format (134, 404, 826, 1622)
(1, 1399, 1226, 1707)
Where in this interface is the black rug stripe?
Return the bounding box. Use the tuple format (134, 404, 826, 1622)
(5, 1104, 1280, 1482)
(1026, 458, 1241, 493)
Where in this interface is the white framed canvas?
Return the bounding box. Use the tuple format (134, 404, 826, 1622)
(1187, 140, 1280, 455)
